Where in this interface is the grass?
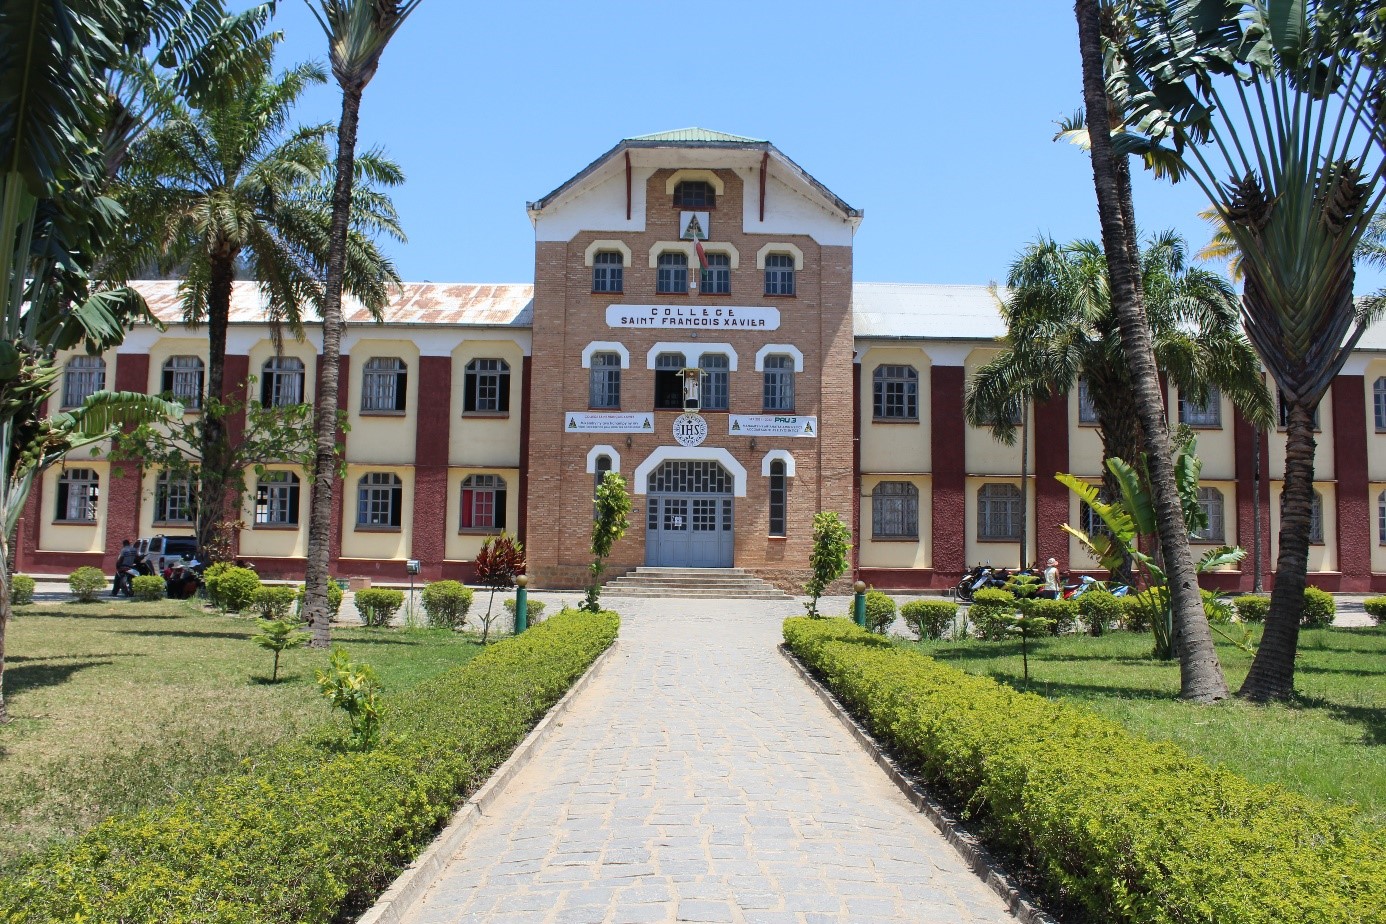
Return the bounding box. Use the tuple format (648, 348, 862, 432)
(903, 623, 1386, 825)
(0, 599, 482, 868)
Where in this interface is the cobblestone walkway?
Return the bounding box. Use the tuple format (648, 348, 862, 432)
(401, 597, 1015, 924)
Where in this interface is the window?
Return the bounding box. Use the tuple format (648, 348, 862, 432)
(55, 468, 99, 522)
(996, 398, 1023, 427)
(1077, 377, 1098, 424)
(592, 250, 624, 293)
(700, 353, 729, 411)
(769, 460, 787, 537)
(673, 180, 715, 208)
(657, 252, 688, 294)
(1079, 499, 1112, 541)
(872, 481, 918, 540)
(701, 252, 730, 294)
(589, 352, 621, 409)
(162, 356, 204, 409)
(1192, 487, 1225, 542)
(977, 483, 1022, 541)
(362, 357, 407, 412)
(62, 356, 105, 407)
(764, 253, 795, 296)
(873, 364, 919, 420)
(261, 356, 305, 408)
(357, 472, 402, 528)
(762, 354, 795, 412)
(593, 455, 612, 520)
(1178, 387, 1222, 427)
(1309, 490, 1324, 545)
(654, 351, 687, 410)
(460, 474, 506, 530)
(254, 471, 300, 526)
(464, 358, 510, 413)
(1375, 378, 1386, 430)
(1277, 390, 1320, 429)
(155, 470, 195, 523)
(1379, 491, 1386, 544)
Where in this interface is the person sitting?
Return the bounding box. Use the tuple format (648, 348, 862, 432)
(165, 561, 197, 599)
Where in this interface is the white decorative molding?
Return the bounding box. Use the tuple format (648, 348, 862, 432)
(633, 447, 747, 497)
(919, 343, 971, 367)
(586, 445, 621, 474)
(580, 341, 631, 369)
(583, 239, 632, 267)
(1340, 355, 1372, 376)
(754, 344, 804, 372)
(664, 169, 725, 196)
(644, 342, 739, 370)
(755, 242, 804, 270)
(648, 241, 698, 267)
(703, 242, 740, 268)
(761, 450, 796, 477)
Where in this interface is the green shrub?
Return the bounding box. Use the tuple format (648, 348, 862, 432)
(131, 575, 166, 602)
(316, 649, 385, 750)
(900, 599, 957, 640)
(1363, 597, 1386, 625)
(354, 588, 404, 628)
(861, 590, 896, 634)
(205, 566, 260, 613)
(1025, 597, 1078, 636)
(1118, 593, 1160, 632)
(1076, 589, 1121, 636)
(0, 609, 619, 923)
(67, 566, 106, 602)
(503, 597, 546, 624)
(252, 586, 297, 620)
(782, 617, 1386, 924)
(420, 580, 473, 629)
(8, 574, 35, 606)
(1235, 594, 1271, 623)
(1302, 586, 1336, 628)
(294, 579, 344, 617)
(968, 587, 1016, 640)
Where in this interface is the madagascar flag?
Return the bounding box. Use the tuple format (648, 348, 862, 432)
(695, 238, 709, 269)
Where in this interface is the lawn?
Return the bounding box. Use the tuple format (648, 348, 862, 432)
(0, 599, 482, 868)
(903, 624, 1386, 825)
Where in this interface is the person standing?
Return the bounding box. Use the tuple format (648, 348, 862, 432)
(1042, 557, 1063, 600)
(112, 540, 137, 597)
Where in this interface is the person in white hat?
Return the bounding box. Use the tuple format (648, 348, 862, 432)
(1042, 557, 1063, 599)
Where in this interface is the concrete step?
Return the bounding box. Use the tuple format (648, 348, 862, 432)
(602, 567, 792, 600)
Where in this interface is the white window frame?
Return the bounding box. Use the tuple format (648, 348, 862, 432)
(155, 470, 195, 524)
(1178, 386, 1222, 427)
(977, 483, 1022, 542)
(62, 356, 105, 408)
(1192, 487, 1225, 542)
(56, 468, 99, 522)
(255, 471, 300, 526)
(356, 472, 402, 529)
(262, 356, 305, 408)
(362, 356, 407, 413)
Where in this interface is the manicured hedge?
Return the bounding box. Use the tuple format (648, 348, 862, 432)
(1363, 596, 1386, 624)
(0, 608, 619, 923)
(783, 617, 1385, 924)
(8, 574, 35, 606)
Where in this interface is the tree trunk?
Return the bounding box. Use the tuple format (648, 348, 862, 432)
(1076, 0, 1229, 701)
(304, 85, 364, 647)
(1240, 402, 1315, 700)
(198, 249, 234, 560)
(0, 524, 12, 723)
(1093, 371, 1143, 587)
(1252, 427, 1264, 593)
(1018, 399, 1029, 569)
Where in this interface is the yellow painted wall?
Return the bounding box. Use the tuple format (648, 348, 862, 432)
(245, 338, 318, 406)
(1065, 480, 1103, 570)
(858, 346, 931, 475)
(1270, 482, 1337, 573)
(1190, 479, 1240, 568)
(339, 464, 413, 561)
(964, 476, 1037, 569)
(964, 349, 1034, 477)
(1269, 388, 1335, 479)
(38, 461, 110, 553)
(238, 465, 307, 558)
(1170, 387, 1236, 481)
(137, 468, 197, 540)
(1067, 391, 1105, 478)
(346, 339, 420, 466)
(858, 474, 931, 569)
(449, 340, 525, 468)
(444, 467, 522, 562)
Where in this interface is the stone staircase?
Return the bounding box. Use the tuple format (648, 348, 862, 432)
(601, 567, 793, 600)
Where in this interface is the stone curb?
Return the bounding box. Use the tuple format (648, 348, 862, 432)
(357, 638, 621, 924)
(778, 644, 1059, 924)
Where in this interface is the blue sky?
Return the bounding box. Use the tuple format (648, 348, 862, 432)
(240, 1, 1385, 294)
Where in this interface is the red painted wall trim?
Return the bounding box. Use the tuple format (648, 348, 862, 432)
(315, 355, 349, 573)
(931, 366, 967, 581)
(1033, 395, 1069, 568)
(222, 354, 250, 559)
(104, 354, 150, 565)
(518, 356, 532, 546)
(851, 359, 861, 576)
(410, 356, 451, 581)
(1331, 376, 1371, 590)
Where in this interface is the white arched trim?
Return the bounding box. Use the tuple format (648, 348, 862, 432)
(755, 344, 805, 372)
(634, 447, 748, 497)
(664, 169, 725, 196)
(703, 242, 740, 268)
(645, 342, 739, 371)
(756, 242, 804, 271)
(761, 450, 796, 478)
(583, 240, 632, 267)
(586, 445, 621, 474)
(581, 341, 631, 369)
(648, 241, 698, 267)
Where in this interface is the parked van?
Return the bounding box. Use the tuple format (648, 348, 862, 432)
(137, 534, 199, 573)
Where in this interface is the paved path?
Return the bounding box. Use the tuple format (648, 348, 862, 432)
(400, 596, 1015, 924)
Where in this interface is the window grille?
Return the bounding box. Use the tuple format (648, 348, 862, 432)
(357, 472, 402, 528)
(977, 483, 1022, 541)
(362, 357, 407, 412)
(261, 356, 305, 407)
(1077, 377, 1099, 424)
(162, 356, 204, 409)
(1379, 491, 1386, 543)
(873, 365, 918, 420)
(592, 251, 624, 293)
(62, 356, 105, 407)
(1178, 387, 1222, 427)
(700, 354, 729, 411)
(155, 470, 195, 523)
(460, 473, 507, 530)
(255, 471, 300, 525)
(701, 252, 730, 294)
(762, 354, 794, 412)
(589, 352, 621, 409)
(593, 455, 612, 520)
(1375, 378, 1386, 430)
(673, 180, 715, 208)
(872, 481, 918, 539)
(764, 253, 795, 296)
(1192, 487, 1225, 542)
(56, 468, 99, 522)
(768, 460, 787, 537)
(657, 252, 688, 294)
(1309, 490, 1324, 544)
(464, 358, 510, 413)
(647, 460, 733, 494)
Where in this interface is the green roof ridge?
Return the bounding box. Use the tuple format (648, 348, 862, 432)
(626, 127, 766, 144)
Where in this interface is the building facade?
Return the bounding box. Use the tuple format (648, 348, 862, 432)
(16, 129, 1386, 592)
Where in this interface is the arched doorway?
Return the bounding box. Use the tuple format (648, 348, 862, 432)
(645, 459, 734, 567)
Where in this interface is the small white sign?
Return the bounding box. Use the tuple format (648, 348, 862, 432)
(728, 415, 819, 438)
(673, 413, 708, 447)
(605, 304, 780, 330)
(565, 412, 654, 433)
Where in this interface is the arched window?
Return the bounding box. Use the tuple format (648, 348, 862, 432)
(1309, 490, 1325, 545)
(357, 472, 402, 528)
(762, 354, 795, 412)
(592, 250, 624, 293)
(977, 483, 1021, 541)
(654, 351, 687, 410)
(1375, 378, 1386, 431)
(1178, 386, 1222, 427)
(261, 356, 305, 407)
(593, 455, 612, 521)
(873, 481, 919, 539)
(155, 470, 195, 523)
(464, 358, 510, 413)
(769, 460, 788, 537)
(700, 353, 730, 411)
(673, 180, 715, 208)
(1378, 491, 1386, 544)
(873, 365, 918, 420)
(656, 251, 688, 294)
(362, 357, 407, 412)
(1192, 487, 1225, 542)
(62, 356, 105, 407)
(763, 253, 795, 296)
(255, 471, 300, 526)
(55, 468, 99, 522)
(701, 252, 731, 294)
(461, 474, 506, 530)
(162, 356, 204, 409)
(1077, 377, 1099, 424)
(589, 352, 621, 409)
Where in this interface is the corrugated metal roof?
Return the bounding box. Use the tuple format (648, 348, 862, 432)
(851, 282, 1008, 341)
(132, 280, 533, 327)
(626, 127, 767, 144)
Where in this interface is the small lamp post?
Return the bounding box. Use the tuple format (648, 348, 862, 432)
(405, 559, 420, 622)
(515, 574, 529, 635)
(853, 580, 867, 628)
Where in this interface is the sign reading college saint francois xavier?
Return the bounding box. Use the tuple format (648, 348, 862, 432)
(606, 304, 780, 330)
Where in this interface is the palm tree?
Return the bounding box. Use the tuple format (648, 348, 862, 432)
(301, 0, 423, 646)
(1074, 0, 1232, 702)
(1107, 0, 1386, 701)
(113, 52, 403, 556)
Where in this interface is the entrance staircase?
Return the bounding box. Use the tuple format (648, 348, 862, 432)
(601, 567, 793, 600)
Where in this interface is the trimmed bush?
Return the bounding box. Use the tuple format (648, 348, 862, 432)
(8, 574, 35, 606)
(1076, 589, 1121, 636)
(968, 587, 1016, 640)
(503, 597, 546, 624)
(420, 580, 474, 629)
(131, 575, 166, 602)
(294, 580, 344, 617)
(861, 590, 896, 634)
(354, 588, 404, 627)
(68, 566, 106, 602)
(0, 609, 619, 923)
(1118, 593, 1159, 632)
(901, 599, 957, 640)
(782, 617, 1386, 924)
(201, 562, 234, 608)
(252, 586, 297, 620)
(1303, 586, 1336, 628)
(1025, 597, 1078, 636)
(205, 566, 260, 613)
(1363, 597, 1386, 625)
(1235, 594, 1271, 623)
